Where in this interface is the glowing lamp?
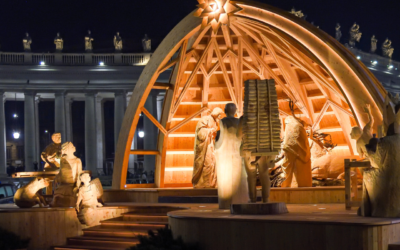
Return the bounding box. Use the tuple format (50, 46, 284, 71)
(44, 130, 48, 133)
(99, 62, 105, 66)
(40, 61, 45, 66)
(371, 60, 378, 65)
(138, 131, 145, 138)
(356, 56, 361, 60)
(13, 132, 20, 139)
(388, 65, 394, 70)
(13, 114, 18, 118)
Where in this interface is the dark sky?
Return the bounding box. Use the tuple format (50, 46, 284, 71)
(0, 0, 399, 59)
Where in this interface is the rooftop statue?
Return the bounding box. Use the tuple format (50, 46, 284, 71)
(85, 30, 94, 52)
(289, 7, 306, 19)
(382, 38, 394, 59)
(23, 33, 32, 52)
(215, 103, 248, 209)
(142, 34, 151, 52)
(370, 35, 378, 53)
(51, 142, 82, 207)
(41, 132, 62, 171)
(54, 32, 63, 52)
(192, 107, 224, 188)
(114, 32, 123, 51)
(335, 23, 342, 42)
(349, 23, 362, 48)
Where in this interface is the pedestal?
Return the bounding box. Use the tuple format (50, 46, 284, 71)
(230, 202, 288, 215)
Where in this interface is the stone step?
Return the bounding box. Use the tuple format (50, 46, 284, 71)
(67, 236, 139, 249)
(53, 245, 127, 250)
(122, 213, 169, 223)
(83, 225, 153, 238)
(389, 242, 400, 250)
(101, 218, 167, 227)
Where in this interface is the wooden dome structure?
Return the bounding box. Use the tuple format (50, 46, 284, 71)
(112, 0, 386, 189)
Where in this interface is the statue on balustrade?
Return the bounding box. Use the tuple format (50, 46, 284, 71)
(335, 23, 342, 42)
(142, 34, 151, 52)
(360, 99, 400, 217)
(54, 32, 63, 52)
(280, 116, 312, 187)
(85, 30, 94, 52)
(382, 38, 394, 59)
(41, 132, 62, 171)
(51, 142, 82, 207)
(114, 32, 123, 51)
(289, 7, 306, 19)
(192, 107, 224, 188)
(23, 33, 32, 52)
(215, 103, 248, 208)
(76, 173, 103, 226)
(370, 35, 378, 53)
(349, 23, 362, 48)
(350, 104, 374, 159)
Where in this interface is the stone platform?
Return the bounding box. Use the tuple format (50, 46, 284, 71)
(168, 204, 400, 250)
(231, 202, 288, 215)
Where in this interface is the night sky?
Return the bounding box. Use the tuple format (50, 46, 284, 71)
(0, 0, 399, 59)
(2, 0, 399, 166)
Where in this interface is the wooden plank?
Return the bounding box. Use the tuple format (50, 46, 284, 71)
(169, 107, 209, 134)
(312, 101, 330, 131)
(130, 150, 160, 155)
(141, 106, 168, 135)
(158, 57, 179, 74)
(125, 183, 156, 189)
(328, 100, 354, 118)
(153, 82, 172, 90)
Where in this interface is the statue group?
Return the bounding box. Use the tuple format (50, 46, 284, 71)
(13, 132, 104, 226)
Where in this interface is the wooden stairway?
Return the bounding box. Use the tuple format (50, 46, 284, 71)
(53, 211, 169, 250)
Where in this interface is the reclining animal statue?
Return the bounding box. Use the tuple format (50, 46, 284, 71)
(14, 178, 49, 208)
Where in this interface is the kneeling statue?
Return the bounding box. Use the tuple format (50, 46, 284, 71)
(76, 173, 103, 226)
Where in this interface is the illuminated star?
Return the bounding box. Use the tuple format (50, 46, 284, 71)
(194, 0, 242, 33)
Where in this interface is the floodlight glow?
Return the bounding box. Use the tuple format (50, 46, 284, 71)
(138, 131, 145, 138)
(356, 56, 361, 60)
(44, 130, 48, 133)
(388, 65, 394, 70)
(371, 60, 378, 65)
(40, 61, 45, 66)
(99, 62, 105, 66)
(13, 114, 18, 118)
(13, 132, 20, 139)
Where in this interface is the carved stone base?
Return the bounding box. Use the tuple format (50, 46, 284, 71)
(230, 202, 289, 215)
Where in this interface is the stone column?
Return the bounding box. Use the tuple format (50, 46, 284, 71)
(65, 97, 73, 142)
(54, 92, 67, 142)
(95, 95, 105, 176)
(114, 91, 126, 149)
(126, 93, 136, 170)
(24, 91, 36, 171)
(34, 96, 40, 165)
(85, 93, 98, 177)
(143, 92, 158, 172)
(0, 92, 7, 176)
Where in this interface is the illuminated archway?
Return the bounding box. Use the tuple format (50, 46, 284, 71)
(112, 1, 386, 189)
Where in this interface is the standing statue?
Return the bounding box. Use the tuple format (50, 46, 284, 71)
(370, 35, 378, 53)
(350, 104, 374, 159)
(335, 23, 342, 42)
(76, 173, 103, 226)
(349, 23, 362, 48)
(114, 32, 123, 51)
(215, 104, 248, 208)
(51, 142, 82, 207)
(23, 33, 32, 52)
(192, 107, 224, 188)
(54, 32, 63, 52)
(382, 38, 394, 59)
(142, 34, 151, 52)
(41, 132, 62, 171)
(281, 116, 312, 187)
(85, 30, 94, 52)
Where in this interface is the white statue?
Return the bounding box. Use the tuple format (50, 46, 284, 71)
(215, 104, 248, 209)
(14, 177, 49, 208)
(289, 7, 306, 19)
(54, 32, 63, 52)
(114, 32, 123, 51)
(23, 33, 32, 52)
(350, 104, 374, 159)
(382, 38, 394, 59)
(349, 23, 362, 48)
(335, 23, 342, 42)
(85, 30, 94, 52)
(76, 173, 103, 226)
(142, 34, 151, 52)
(370, 35, 378, 53)
(51, 142, 82, 207)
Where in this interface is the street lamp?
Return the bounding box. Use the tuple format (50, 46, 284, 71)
(13, 132, 20, 139)
(138, 131, 145, 138)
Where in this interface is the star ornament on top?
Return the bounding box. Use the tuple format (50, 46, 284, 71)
(194, 0, 242, 33)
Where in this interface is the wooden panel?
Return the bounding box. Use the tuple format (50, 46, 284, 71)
(166, 154, 195, 167)
(167, 137, 196, 150)
(170, 120, 198, 133)
(164, 170, 193, 184)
